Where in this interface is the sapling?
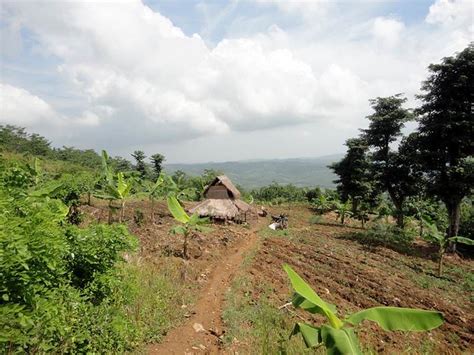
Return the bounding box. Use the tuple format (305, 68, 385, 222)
(96, 150, 133, 223)
(423, 220, 473, 277)
(283, 264, 444, 354)
(312, 195, 332, 215)
(167, 196, 209, 259)
(333, 200, 352, 225)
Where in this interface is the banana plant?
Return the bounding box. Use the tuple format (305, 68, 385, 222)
(167, 195, 209, 259)
(284, 264, 443, 354)
(312, 195, 332, 215)
(423, 220, 474, 277)
(146, 174, 165, 223)
(96, 150, 133, 223)
(333, 201, 353, 225)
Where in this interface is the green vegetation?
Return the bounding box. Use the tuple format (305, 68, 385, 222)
(284, 265, 444, 354)
(96, 150, 134, 223)
(330, 45, 473, 265)
(423, 220, 474, 276)
(0, 44, 472, 354)
(167, 196, 209, 259)
(0, 153, 189, 352)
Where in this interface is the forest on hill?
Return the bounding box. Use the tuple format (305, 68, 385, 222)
(165, 155, 341, 189)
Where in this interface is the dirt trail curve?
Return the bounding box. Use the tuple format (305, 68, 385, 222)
(148, 221, 263, 355)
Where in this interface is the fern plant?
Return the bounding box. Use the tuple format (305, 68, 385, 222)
(284, 264, 443, 354)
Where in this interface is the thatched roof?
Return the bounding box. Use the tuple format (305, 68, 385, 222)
(204, 175, 241, 199)
(189, 198, 254, 219)
(189, 199, 240, 219)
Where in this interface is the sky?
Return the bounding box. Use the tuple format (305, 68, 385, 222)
(0, 0, 472, 163)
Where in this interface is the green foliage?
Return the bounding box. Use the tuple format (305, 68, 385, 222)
(305, 187, 322, 202)
(150, 153, 165, 178)
(131, 150, 148, 179)
(96, 150, 134, 223)
(311, 194, 333, 215)
(65, 224, 137, 294)
(423, 220, 473, 276)
(329, 138, 376, 213)
(415, 44, 474, 239)
(459, 198, 474, 240)
(251, 182, 308, 203)
(333, 200, 353, 224)
(284, 265, 444, 354)
(167, 196, 209, 259)
(355, 222, 415, 252)
(0, 176, 140, 353)
(362, 95, 418, 228)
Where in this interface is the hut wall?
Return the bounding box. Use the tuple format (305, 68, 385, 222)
(205, 185, 230, 199)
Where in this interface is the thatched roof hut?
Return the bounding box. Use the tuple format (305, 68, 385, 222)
(189, 175, 254, 221)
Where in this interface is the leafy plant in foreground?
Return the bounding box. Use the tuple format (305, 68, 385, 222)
(283, 264, 443, 354)
(422, 220, 474, 277)
(167, 196, 209, 259)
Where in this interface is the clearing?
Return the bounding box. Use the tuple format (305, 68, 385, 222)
(82, 200, 473, 354)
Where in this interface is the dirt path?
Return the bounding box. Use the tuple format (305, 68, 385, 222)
(148, 222, 262, 354)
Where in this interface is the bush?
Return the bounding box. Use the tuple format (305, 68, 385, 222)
(0, 169, 142, 352)
(356, 222, 415, 252)
(250, 183, 307, 203)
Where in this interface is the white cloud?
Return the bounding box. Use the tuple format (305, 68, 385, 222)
(3, 0, 367, 146)
(426, 0, 473, 26)
(254, 0, 327, 18)
(0, 83, 58, 126)
(1, 0, 472, 159)
(372, 17, 405, 47)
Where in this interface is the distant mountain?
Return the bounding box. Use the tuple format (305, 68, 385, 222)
(164, 154, 343, 189)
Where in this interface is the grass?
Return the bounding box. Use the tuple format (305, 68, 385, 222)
(222, 274, 312, 354)
(122, 257, 192, 353)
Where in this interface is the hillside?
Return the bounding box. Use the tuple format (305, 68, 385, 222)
(165, 155, 342, 189)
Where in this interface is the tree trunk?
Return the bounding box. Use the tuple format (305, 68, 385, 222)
(351, 199, 359, 214)
(183, 231, 189, 259)
(446, 200, 461, 252)
(388, 189, 405, 229)
(87, 192, 91, 206)
(150, 197, 155, 224)
(396, 212, 404, 229)
(108, 200, 113, 224)
(119, 200, 125, 223)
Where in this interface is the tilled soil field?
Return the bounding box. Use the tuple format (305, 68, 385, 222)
(231, 205, 474, 354)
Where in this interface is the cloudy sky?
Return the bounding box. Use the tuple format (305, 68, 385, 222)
(0, 0, 472, 163)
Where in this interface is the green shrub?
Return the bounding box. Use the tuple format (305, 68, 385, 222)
(0, 168, 143, 353)
(356, 222, 415, 252)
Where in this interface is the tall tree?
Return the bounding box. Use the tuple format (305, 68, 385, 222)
(362, 94, 414, 228)
(330, 138, 375, 213)
(415, 44, 474, 240)
(131, 150, 147, 179)
(150, 153, 165, 178)
(110, 156, 133, 172)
